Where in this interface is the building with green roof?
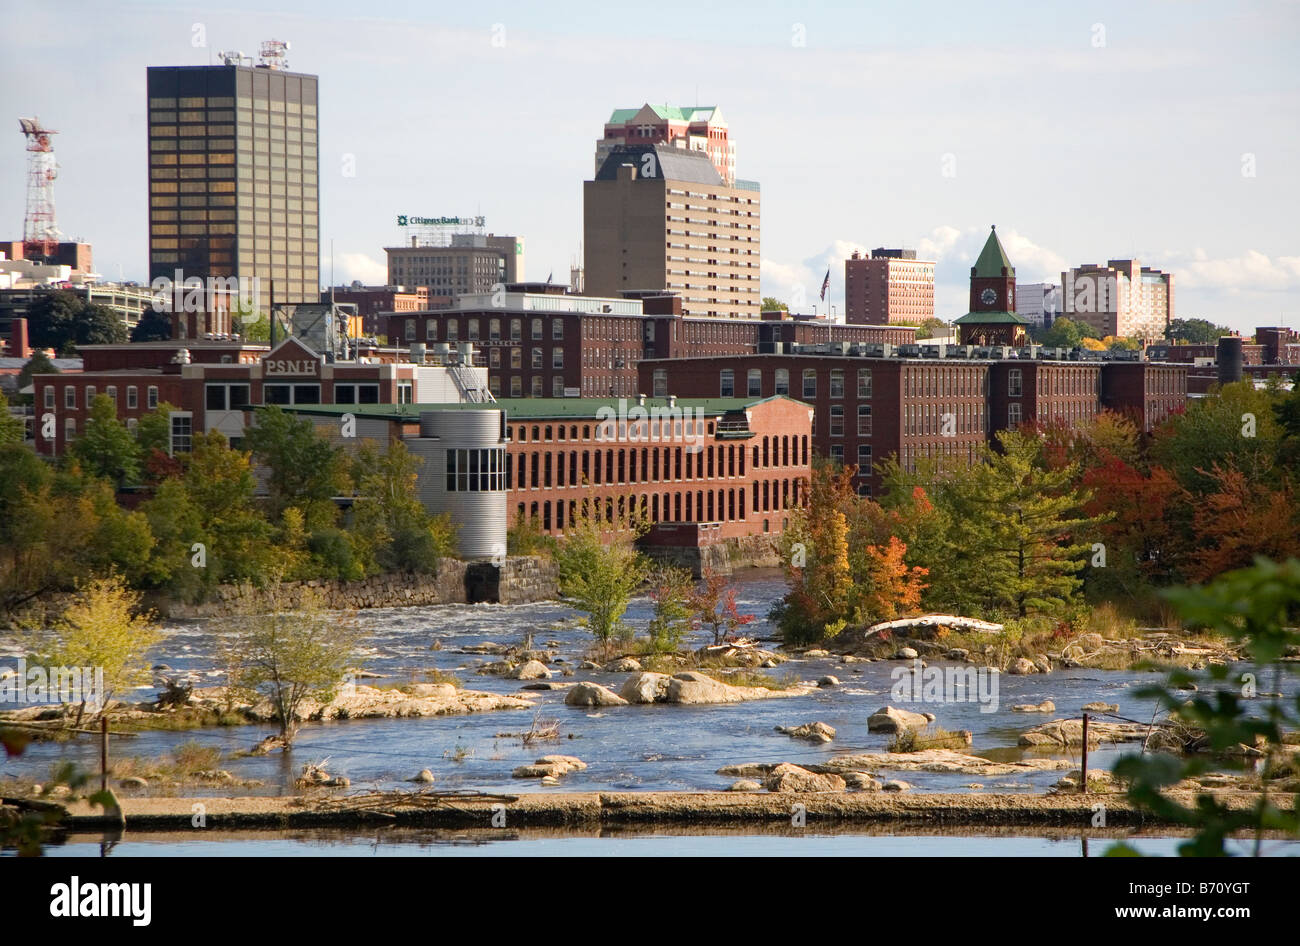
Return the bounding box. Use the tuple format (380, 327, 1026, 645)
(954, 226, 1029, 346)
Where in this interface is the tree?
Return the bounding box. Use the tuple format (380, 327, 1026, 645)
(26, 291, 126, 353)
(646, 564, 694, 653)
(134, 401, 175, 458)
(16, 351, 57, 405)
(26, 573, 161, 723)
(1110, 557, 1300, 856)
(0, 391, 24, 445)
(915, 317, 949, 340)
(1185, 466, 1300, 583)
(348, 440, 454, 574)
(243, 405, 347, 526)
(947, 431, 1097, 617)
(130, 308, 173, 342)
(224, 591, 361, 746)
(1151, 380, 1282, 496)
(69, 393, 141, 486)
(1165, 317, 1230, 344)
(775, 465, 855, 642)
(1037, 316, 1100, 349)
(761, 297, 788, 311)
(858, 535, 927, 621)
(554, 494, 647, 654)
(506, 509, 558, 558)
(689, 567, 756, 645)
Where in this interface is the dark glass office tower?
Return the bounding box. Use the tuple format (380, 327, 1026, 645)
(147, 63, 319, 317)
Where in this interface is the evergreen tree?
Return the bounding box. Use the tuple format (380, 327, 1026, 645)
(69, 393, 142, 486)
(949, 431, 1097, 617)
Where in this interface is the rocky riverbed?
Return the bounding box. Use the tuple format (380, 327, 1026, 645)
(2, 573, 1295, 800)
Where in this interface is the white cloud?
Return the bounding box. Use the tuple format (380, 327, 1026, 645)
(1163, 249, 1300, 291)
(334, 252, 388, 286)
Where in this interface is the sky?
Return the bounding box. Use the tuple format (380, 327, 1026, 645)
(1, 0, 1297, 332)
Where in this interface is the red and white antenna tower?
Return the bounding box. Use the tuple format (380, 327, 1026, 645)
(18, 117, 61, 261)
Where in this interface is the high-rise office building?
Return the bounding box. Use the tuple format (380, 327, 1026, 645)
(583, 143, 761, 319)
(596, 104, 735, 185)
(1061, 259, 1174, 339)
(844, 248, 936, 325)
(384, 234, 524, 304)
(146, 51, 319, 330)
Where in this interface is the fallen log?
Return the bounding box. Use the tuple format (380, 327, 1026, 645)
(857, 614, 1004, 640)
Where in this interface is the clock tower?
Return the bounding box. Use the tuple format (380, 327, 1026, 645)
(954, 225, 1029, 346)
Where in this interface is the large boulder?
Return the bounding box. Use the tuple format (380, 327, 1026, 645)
(1008, 657, 1037, 675)
(620, 671, 672, 703)
(565, 682, 629, 707)
(763, 763, 846, 794)
(867, 705, 933, 733)
(510, 660, 552, 681)
(603, 657, 642, 673)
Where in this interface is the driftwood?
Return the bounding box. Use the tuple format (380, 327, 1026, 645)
(858, 615, 1004, 640)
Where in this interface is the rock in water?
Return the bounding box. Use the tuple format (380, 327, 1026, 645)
(603, 657, 642, 673)
(1011, 700, 1055, 713)
(727, 780, 763, 792)
(564, 682, 630, 707)
(763, 763, 846, 793)
(1009, 657, 1037, 675)
(620, 671, 672, 703)
(842, 772, 882, 791)
(775, 721, 837, 743)
(867, 705, 932, 733)
(1082, 702, 1118, 713)
(510, 660, 552, 680)
(410, 769, 435, 783)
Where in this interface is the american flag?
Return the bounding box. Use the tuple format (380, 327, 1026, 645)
(820, 267, 830, 302)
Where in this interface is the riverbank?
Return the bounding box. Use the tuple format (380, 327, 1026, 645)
(58, 788, 1291, 831)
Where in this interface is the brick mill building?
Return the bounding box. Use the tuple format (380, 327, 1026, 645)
(282, 394, 814, 562)
(381, 286, 916, 400)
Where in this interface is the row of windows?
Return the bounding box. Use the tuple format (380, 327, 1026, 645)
(510, 434, 809, 491)
(407, 317, 564, 343)
(518, 481, 791, 535)
(44, 384, 158, 411)
(446, 448, 507, 492)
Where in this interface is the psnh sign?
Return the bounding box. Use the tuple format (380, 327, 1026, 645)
(397, 215, 486, 227)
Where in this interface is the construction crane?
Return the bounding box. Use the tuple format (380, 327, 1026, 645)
(18, 116, 61, 262)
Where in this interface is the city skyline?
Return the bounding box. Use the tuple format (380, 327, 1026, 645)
(1, 0, 1297, 332)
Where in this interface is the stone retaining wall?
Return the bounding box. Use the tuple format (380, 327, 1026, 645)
(154, 556, 558, 619)
(642, 534, 783, 576)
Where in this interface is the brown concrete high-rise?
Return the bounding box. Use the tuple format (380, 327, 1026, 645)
(583, 143, 760, 319)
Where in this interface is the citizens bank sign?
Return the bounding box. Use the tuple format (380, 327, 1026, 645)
(397, 215, 485, 227)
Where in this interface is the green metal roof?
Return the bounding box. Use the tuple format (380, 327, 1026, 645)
(972, 226, 1015, 278)
(280, 395, 803, 423)
(608, 105, 717, 124)
(953, 310, 1029, 325)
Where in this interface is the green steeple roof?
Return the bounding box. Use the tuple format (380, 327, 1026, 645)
(953, 309, 1028, 325)
(972, 225, 1015, 278)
